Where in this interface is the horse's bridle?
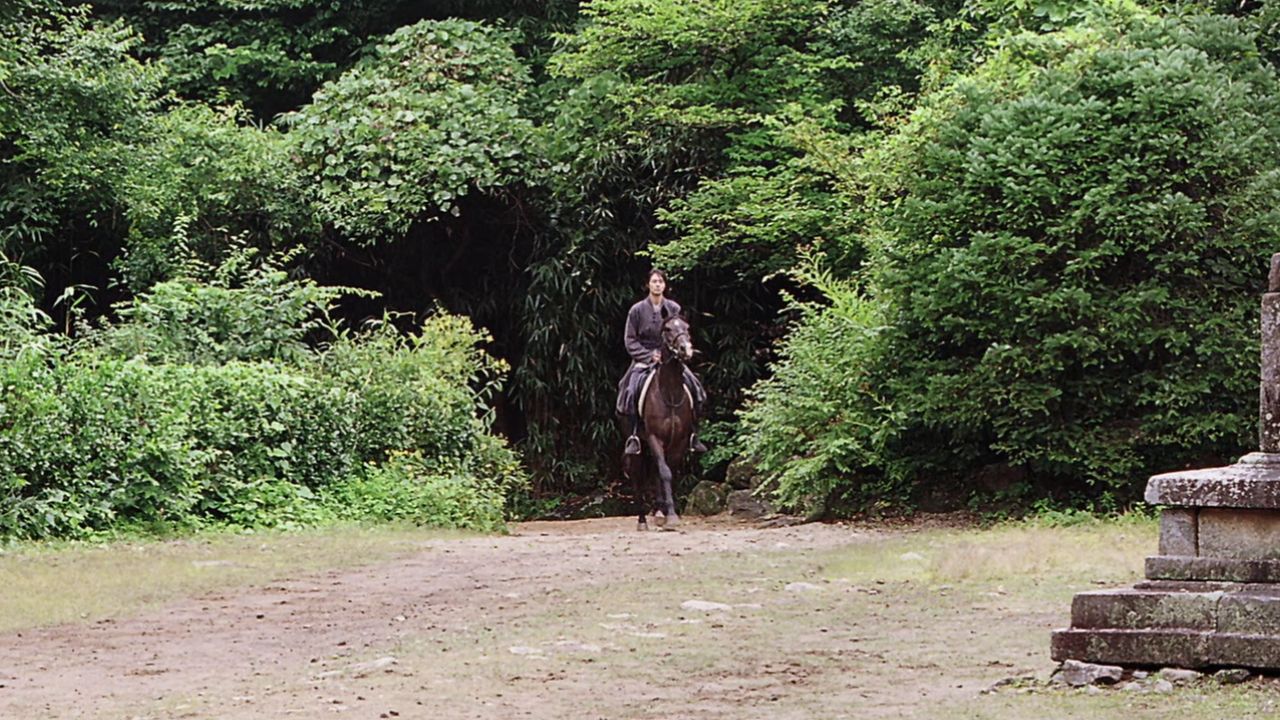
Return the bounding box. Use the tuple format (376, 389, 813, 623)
(657, 319, 693, 409)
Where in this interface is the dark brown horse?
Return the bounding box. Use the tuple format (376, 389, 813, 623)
(624, 313, 696, 531)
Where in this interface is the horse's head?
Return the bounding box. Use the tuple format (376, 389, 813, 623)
(661, 314, 694, 363)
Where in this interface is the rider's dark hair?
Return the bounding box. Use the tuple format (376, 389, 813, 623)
(646, 268, 668, 286)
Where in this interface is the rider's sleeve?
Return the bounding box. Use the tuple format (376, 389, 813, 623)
(624, 304, 650, 362)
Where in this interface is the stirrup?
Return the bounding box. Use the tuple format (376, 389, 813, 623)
(624, 435, 641, 455)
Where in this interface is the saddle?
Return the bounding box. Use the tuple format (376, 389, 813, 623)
(636, 366, 693, 417)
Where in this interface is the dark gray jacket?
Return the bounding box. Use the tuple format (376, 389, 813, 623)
(624, 297, 682, 363)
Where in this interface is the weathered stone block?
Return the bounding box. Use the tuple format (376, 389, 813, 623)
(1051, 629, 1211, 667)
(724, 457, 763, 491)
(1217, 591, 1280, 634)
(1199, 508, 1280, 560)
(1070, 589, 1218, 631)
(1209, 635, 1280, 668)
(1146, 556, 1280, 584)
(1159, 508, 1199, 556)
(1145, 453, 1280, 508)
(683, 480, 729, 516)
(1263, 290, 1280, 452)
(726, 489, 773, 519)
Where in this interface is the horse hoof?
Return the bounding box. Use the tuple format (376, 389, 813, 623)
(637, 521, 648, 532)
(665, 515, 681, 529)
(654, 512, 667, 528)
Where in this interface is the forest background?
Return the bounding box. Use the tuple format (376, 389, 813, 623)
(2, 0, 1278, 540)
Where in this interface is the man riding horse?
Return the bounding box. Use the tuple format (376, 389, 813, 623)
(616, 268, 707, 456)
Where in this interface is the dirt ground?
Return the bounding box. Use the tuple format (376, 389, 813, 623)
(0, 515, 1185, 719)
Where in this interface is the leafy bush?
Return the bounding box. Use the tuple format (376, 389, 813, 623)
(316, 314, 509, 465)
(322, 449, 513, 531)
(284, 19, 534, 241)
(114, 103, 318, 291)
(0, 252, 524, 539)
(739, 11, 1280, 511)
(737, 257, 911, 513)
(89, 247, 354, 365)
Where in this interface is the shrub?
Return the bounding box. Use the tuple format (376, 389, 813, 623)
(739, 11, 1280, 510)
(315, 313, 510, 463)
(114, 103, 318, 291)
(322, 449, 512, 532)
(284, 19, 533, 241)
(737, 259, 908, 514)
(871, 14, 1280, 494)
(89, 248, 353, 366)
(0, 256, 525, 538)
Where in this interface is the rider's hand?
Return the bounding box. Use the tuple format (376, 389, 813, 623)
(651, 350, 661, 363)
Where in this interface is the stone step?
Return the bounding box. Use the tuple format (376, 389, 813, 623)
(1069, 588, 1218, 630)
(1070, 585, 1280, 633)
(1051, 628, 1280, 669)
(1146, 453, 1280, 508)
(1051, 628, 1208, 667)
(1146, 555, 1280, 583)
(1056, 584, 1280, 669)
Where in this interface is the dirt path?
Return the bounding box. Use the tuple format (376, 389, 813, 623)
(0, 516, 1055, 719)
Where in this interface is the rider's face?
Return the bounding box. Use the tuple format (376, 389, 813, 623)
(648, 274, 666, 297)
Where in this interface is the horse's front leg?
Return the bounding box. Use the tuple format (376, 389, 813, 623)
(647, 438, 680, 530)
(623, 453, 648, 531)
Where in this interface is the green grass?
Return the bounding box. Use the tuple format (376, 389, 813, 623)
(0, 523, 475, 632)
(824, 516, 1156, 601)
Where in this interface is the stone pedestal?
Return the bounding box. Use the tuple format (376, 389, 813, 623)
(1051, 453, 1280, 669)
(1052, 254, 1280, 670)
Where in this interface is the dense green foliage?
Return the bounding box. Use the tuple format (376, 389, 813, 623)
(0, 254, 523, 539)
(115, 104, 316, 290)
(741, 7, 1280, 513)
(87, 0, 578, 119)
(5, 0, 1280, 527)
(285, 20, 534, 241)
(0, 5, 158, 273)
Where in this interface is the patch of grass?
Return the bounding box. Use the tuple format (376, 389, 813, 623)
(958, 680, 1280, 719)
(824, 515, 1156, 597)
(0, 523, 475, 633)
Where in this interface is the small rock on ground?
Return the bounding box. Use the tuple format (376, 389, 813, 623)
(1158, 668, 1202, 684)
(1215, 668, 1252, 684)
(785, 582, 821, 593)
(681, 600, 734, 612)
(1052, 659, 1124, 687)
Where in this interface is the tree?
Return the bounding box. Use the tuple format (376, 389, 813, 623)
(0, 5, 161, 310)
(284, 19, 534, 243)
(741, 8, 1280, 512)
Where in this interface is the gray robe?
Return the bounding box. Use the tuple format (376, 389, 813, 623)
(615, 297, 706, 416)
